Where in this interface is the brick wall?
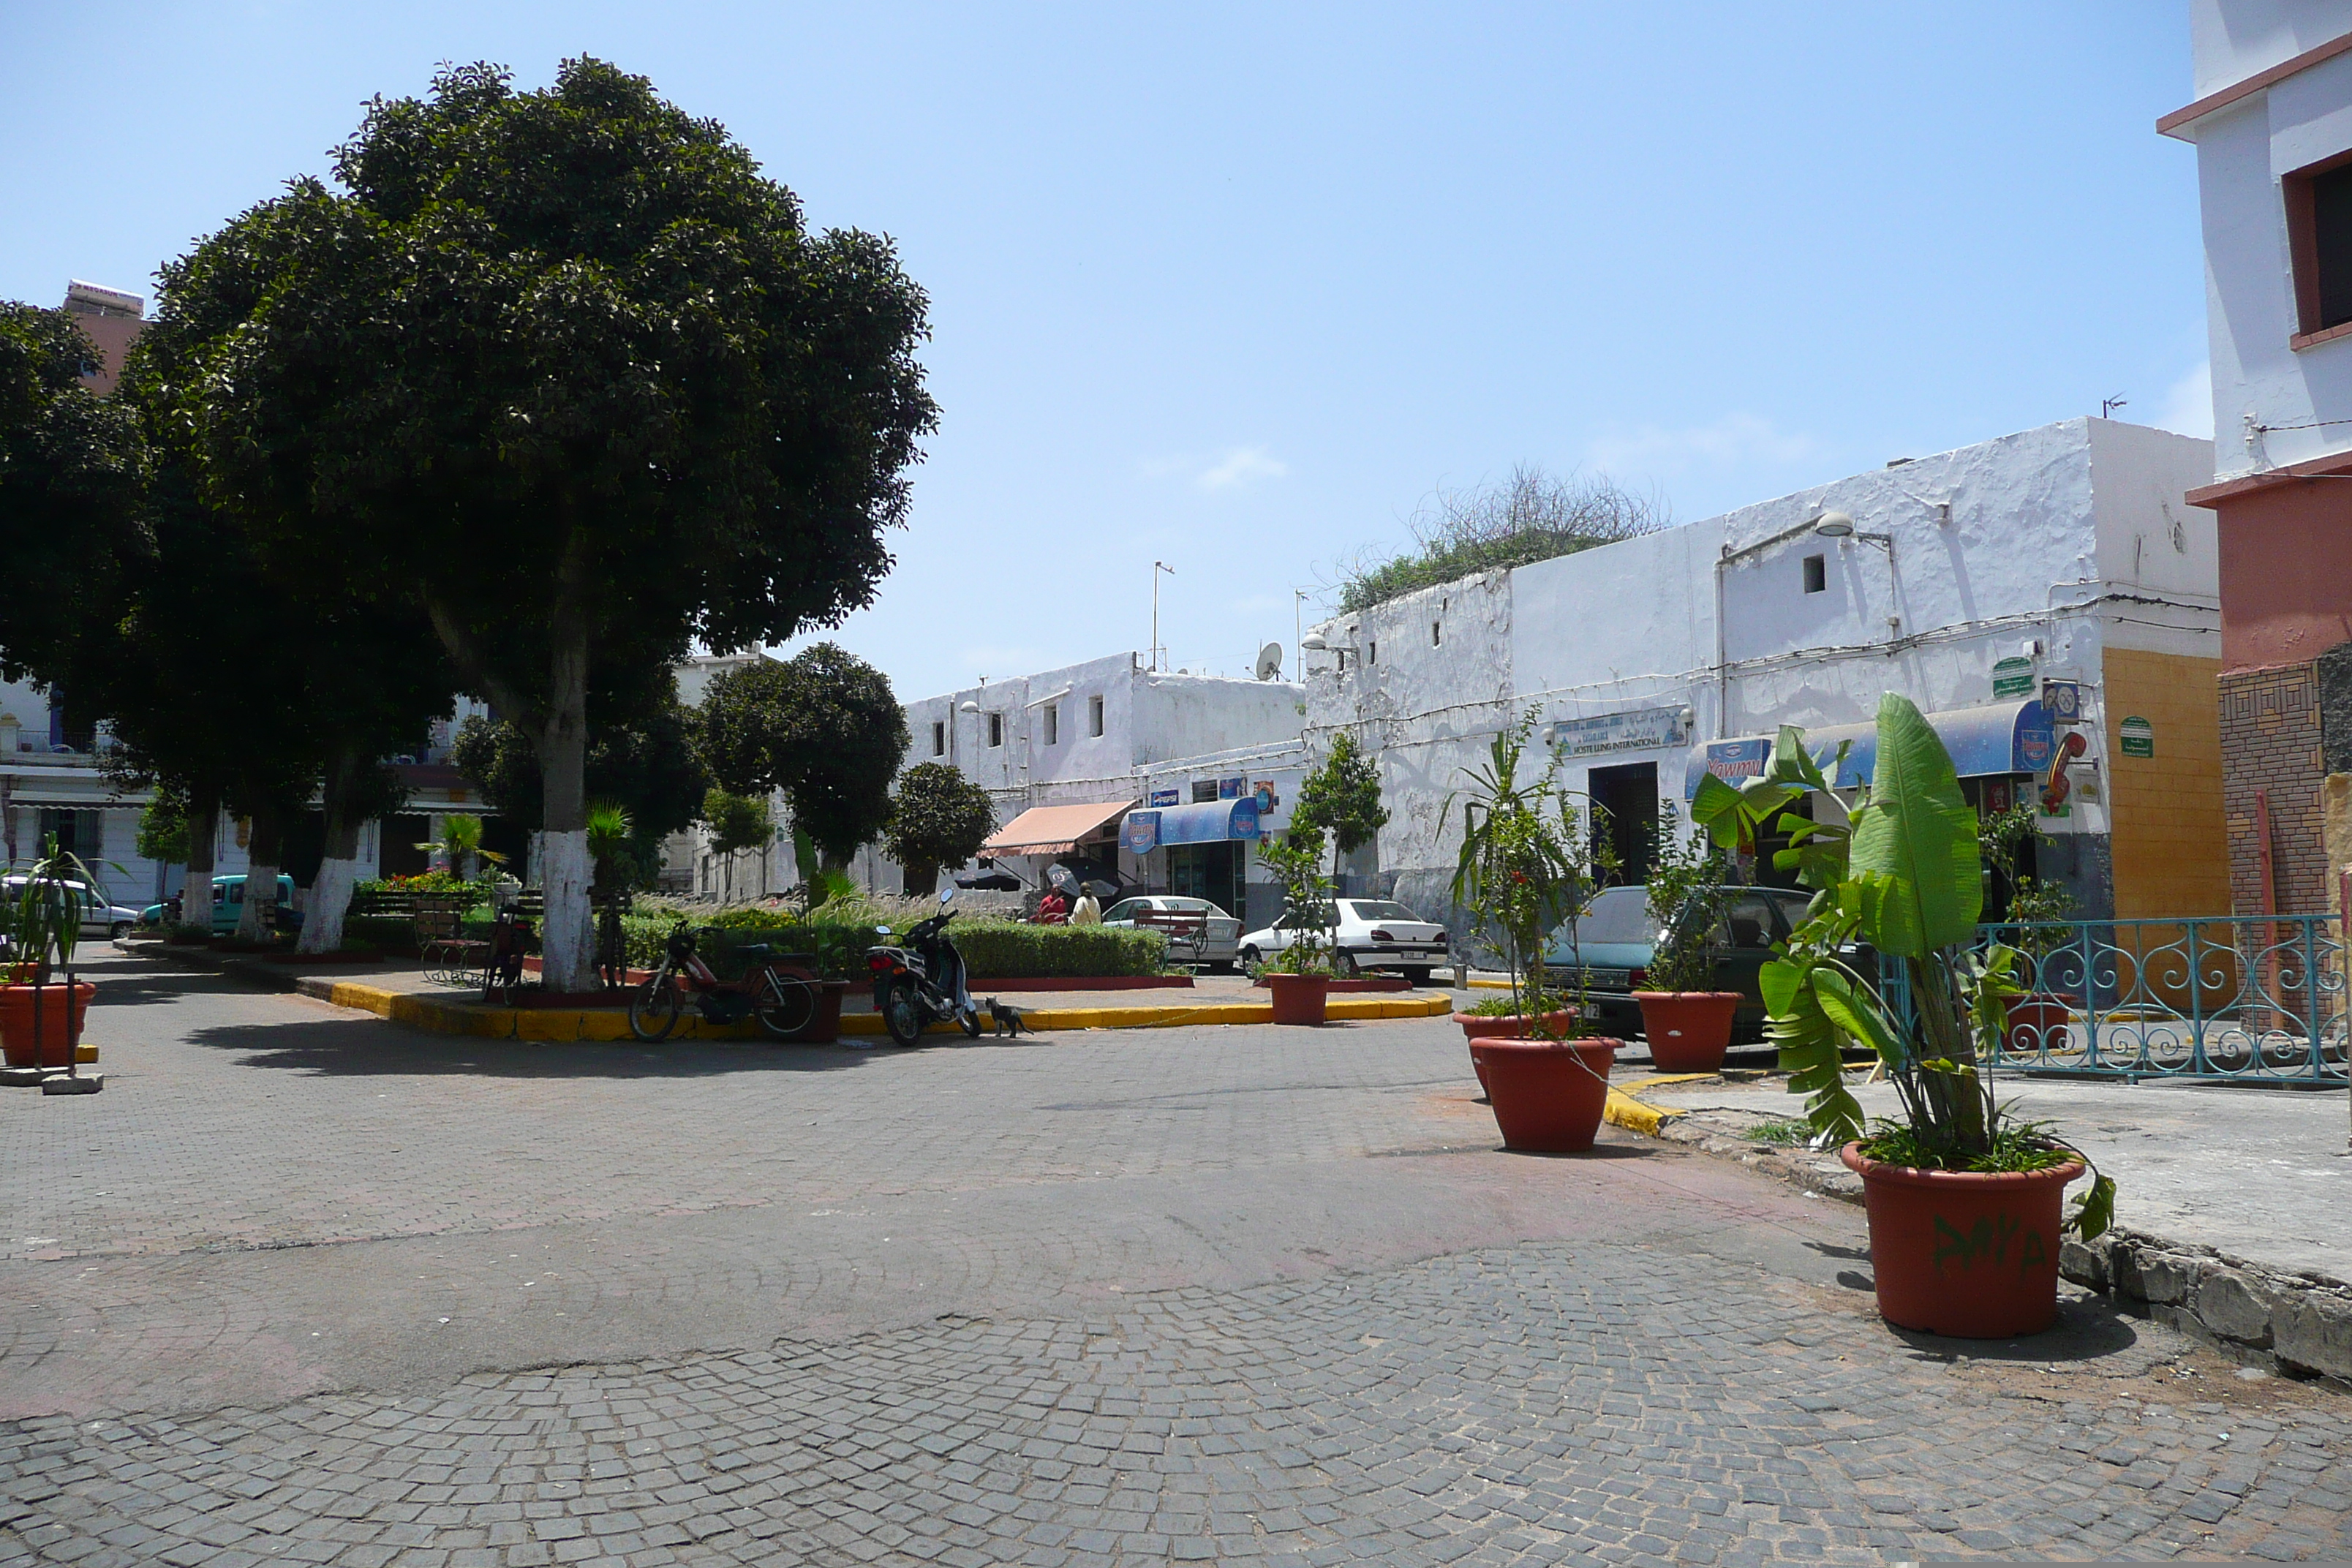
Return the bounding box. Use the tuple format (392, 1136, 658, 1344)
(2218, 660, 2328, 916)
(2103, 648, 2231, 918)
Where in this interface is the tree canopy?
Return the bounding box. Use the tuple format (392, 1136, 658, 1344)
(1293, 730, 1390, 860)
(137, 58, 937, 984)
(695, 644, 908, 863)
(1334, 465, 1665, 614)
(882, 762, 997, 892)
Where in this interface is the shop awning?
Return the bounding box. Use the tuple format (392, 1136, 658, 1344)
(980, 799, 1137, 856)
(1121, 796, 1262, 853)
(1684, 699, 2061, 798)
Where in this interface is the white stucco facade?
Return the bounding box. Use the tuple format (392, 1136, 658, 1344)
(1306, 419, 2220, 932)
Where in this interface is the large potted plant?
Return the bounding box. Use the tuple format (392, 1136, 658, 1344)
(1631, 804, 1742, 1073)
(1448, 715, 1618, 1152)
(1257, 830, 1336, 1025)
(1758, 695, 2114, 1338)
(0, 838, 104, 1069)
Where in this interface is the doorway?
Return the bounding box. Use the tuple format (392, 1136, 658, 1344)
(1586, 763, 1659, 886)
(1167, 840, 1245, 924)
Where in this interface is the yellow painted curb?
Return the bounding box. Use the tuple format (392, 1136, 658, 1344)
(1601, 1072, 1717, 1137)
(304, 980, 1455, 1041)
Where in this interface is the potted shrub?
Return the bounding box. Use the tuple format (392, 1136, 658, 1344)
(1257, 832, 1335, 1025)
(1759, 695, 2114, 1338)
(1980, 802, 2076, 1056)
(1631, 804, 1743, 1073)
(0, 839, 105, 1069)
(1447, 715, 1619, 1152)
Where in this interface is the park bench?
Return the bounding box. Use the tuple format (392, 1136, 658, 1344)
(416, 894, 489, 987)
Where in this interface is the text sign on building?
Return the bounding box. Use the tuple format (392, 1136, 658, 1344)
(2119, 716, 2154, 758)
(1147, 788, 1180, 808)
(2040, 679, 2084, 725)
(1991, 655, 2036, 700)
(1545, 706, 1692, 758)
(1700, 737, 1771, 784)
(1122, 811, 1162, 853)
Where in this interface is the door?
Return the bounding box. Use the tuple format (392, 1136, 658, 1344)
(1166, 841, 1243, 924)
(1586, 763, 1659, 886)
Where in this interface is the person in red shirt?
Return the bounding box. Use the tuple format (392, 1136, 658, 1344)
(1036, 889, 1070, 925)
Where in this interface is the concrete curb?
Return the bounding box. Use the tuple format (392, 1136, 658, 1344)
(291, 978, 1457, 1042)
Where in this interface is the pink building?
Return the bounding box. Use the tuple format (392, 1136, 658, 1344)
(62, 279, 143, 394)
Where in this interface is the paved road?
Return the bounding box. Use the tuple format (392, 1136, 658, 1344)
(0, 948, 2347, 1565)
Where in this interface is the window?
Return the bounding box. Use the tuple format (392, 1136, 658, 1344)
(1191, 780, 1220, 803)
(1802, 554, 1826, 594)
(2286, 151, 2352, 340)
(1368, 639, 1377, 665)
(1089, 695, 1104, 736)
(1432, 621, 1441, 647)
(931, 721, 945, 756)
(1044, 704, 1058, 745)
(987, 712, 1003, 747)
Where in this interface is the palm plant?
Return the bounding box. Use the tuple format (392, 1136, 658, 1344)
(4, 836, 111, 984)
(1757, 695, 2113, 1235)
(414, 813, 505, 882)
(1447, 712, 1609, 1036)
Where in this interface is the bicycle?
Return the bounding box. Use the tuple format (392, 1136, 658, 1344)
(628, 920, 821, 1042)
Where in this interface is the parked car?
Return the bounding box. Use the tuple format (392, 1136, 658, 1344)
(142, 873, 302, 937)
(1237, 898, 1450, 984)
(1099, 895, 1242, 969)
(1542, 883, 1816, 1045)
(0, 875, 145, 941)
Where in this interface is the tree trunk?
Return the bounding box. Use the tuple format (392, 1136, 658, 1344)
(236, 806, 282, 943)
(536, 605, 593, 992)
(184, 796, 218, 933)
(298, 753, 367, 954)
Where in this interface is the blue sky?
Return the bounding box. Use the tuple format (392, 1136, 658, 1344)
(2, 4, 2208, 700)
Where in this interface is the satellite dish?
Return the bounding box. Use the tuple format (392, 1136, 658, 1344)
(1255, 642, 1284, 681)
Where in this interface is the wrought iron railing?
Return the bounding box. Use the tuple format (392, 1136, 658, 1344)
(1961, 915, 2347, 1085)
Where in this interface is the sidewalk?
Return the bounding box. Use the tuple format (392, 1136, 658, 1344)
(122, 939, 1455, 1039)
(1618, 1067, 2352, 1381)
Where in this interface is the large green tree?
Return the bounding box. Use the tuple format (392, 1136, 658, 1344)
(882, 762, 997, 894)
(1292, 730, 1390, 885)
(148, 59, 937, 986)
(696, 644, 908, 866)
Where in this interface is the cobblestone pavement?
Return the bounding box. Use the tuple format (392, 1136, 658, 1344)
(0, 949, 2346, 1564)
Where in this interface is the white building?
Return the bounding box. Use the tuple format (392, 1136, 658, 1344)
(1307, 419, 2227, 934)
(852, 652, 1308, 927)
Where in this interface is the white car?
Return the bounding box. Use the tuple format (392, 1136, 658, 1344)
(0, 875, 144, 941)
(1098, 896, 1243, 969)
(1238, 898, 1450, 984)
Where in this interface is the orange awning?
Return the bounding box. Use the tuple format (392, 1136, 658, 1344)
(981, 799, 1137, 856)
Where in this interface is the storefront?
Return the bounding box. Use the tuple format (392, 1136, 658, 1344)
(977, 799, 1136, 891)
(1122, 796, 1263, 925)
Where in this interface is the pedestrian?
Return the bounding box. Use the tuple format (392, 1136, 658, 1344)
(1036, 886, 1070, 925)
(1070, 888, 1101, 925)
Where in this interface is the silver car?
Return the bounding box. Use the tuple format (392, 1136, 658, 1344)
(1237, 898, 1450, 984)
(0, 875, 144, 941)
(1099, 896, 1243, 969)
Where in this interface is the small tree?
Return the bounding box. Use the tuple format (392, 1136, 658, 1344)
(418, 813, 505, 882)
(882, 763, 996, 894)
(696, 644, 908, 867)
(1292, 729, 1388, 889)
(1257, 829, 1338, 975)
(1640, 804, 1737, 996)
(701, 787, 774, 901)
(135, 790, 191, 867)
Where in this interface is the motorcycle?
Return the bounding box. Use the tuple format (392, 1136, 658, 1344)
(864, 887, 982, 1046)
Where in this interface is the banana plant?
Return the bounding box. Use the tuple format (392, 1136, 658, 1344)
(1757, 694, 2114, 1238)
(1689, 725, 1855, 895)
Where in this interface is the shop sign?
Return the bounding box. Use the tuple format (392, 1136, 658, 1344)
(1700, 737, 1771, 785)
(2040, 679, 2084, 725)
(1991, 655, 2035, 699)
(1122, 811, 1162, 853)
(2119, 716, 2154, 758)
(1252, 780, 1280, 813)
(1147, 788, 1180, 808)
(1219, 777, 1245, 799)
(1545, 705, 1692, 758)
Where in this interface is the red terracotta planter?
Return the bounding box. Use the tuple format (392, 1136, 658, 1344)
(1265, 973, 1330, 1025)
(0, 981, 96, 1069)
(1840, 1142, 2087, 1338)
(1466, 1036, 1621, 1152)
(1453, 1010, 1580, 1094)
(1632, 991, 1741, 1073)
(2001, 994, 2073, 1056)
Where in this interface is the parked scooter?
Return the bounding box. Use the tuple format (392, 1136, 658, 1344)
(864, 887, 982, 1046)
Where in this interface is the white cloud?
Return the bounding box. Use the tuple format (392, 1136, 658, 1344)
(1585, 412, 1823, 475)
(2154, 361, 2214, 440)
(1195, 445, 1288, 491)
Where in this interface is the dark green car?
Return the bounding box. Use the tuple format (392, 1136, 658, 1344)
(1542, 884, 1816, 1046)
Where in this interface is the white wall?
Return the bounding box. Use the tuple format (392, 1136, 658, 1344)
(2190, 0, 2352, 97)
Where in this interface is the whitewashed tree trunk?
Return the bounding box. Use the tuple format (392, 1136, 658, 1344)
(539, 829, 593, 991)
(183, 799, 218, 932)
(236, 859, 276, 941)
(298, 857, 358, 953)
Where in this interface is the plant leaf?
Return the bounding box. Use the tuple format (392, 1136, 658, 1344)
(1847, 693, 1981, 957)
(1762, 957, 1864, 1146)
(2066, 1172, 2116, 1240)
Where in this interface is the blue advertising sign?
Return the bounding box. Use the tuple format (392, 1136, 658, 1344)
(1122, 811, 1162, 853)
(1147, 788, 1180, 808)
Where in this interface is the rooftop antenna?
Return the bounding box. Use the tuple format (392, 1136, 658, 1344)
(1151, 561, 1175, 671)
(2101, 394, 2127, 420)
(1293, 589, 1309, 682)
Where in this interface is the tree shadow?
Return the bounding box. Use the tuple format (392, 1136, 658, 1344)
(179, 1015, 913, 1080)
